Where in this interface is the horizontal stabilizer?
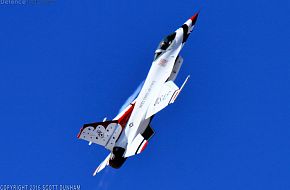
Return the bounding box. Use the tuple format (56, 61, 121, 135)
(93, 153, 111, 176)
(77, 120, 122, 151)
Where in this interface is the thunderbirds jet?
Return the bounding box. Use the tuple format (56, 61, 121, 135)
(77, 12, 199, 175)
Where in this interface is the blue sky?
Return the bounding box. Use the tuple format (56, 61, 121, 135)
(0, 0, 289, 189)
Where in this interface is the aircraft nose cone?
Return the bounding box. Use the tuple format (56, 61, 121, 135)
(179, 12, 199, 43)
(190, 12, 199, 25)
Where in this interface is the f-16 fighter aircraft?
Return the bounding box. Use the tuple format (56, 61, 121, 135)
(77, 12, 199, 175)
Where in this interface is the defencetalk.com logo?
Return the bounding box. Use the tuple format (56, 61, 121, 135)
(0, 0, 55, 5)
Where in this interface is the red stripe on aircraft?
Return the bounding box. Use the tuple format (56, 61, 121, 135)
(118, 103, 135, 128)
(140, 141, 148, 152)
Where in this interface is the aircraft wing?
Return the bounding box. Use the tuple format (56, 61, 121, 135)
(145, 75, 190, 119)
(77, 120, 122, 151)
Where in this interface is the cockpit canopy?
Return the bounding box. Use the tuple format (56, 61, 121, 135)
(154, 32, 176, 60)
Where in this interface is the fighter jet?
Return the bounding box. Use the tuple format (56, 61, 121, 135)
(77, 12, 199, 175)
